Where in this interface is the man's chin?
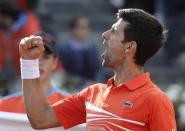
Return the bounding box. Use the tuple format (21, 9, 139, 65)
(102, 61, 111, 68)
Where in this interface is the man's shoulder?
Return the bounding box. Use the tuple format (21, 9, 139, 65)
(75, 83, 107, 99)
(87, 83, 107, 92)
(78, 83, 107, 94)
(145, 84, 173, 105)
(89, 83, 107, 88)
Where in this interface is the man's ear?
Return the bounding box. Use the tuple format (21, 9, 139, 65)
(125, 41, 137, 53)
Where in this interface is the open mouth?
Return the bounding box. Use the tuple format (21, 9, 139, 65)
(101, 41, 108, 59)
(101, 50, 107, 59)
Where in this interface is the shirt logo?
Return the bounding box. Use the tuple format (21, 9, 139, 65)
(124, 101, 133, 107)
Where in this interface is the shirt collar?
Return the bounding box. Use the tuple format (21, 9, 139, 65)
(107, 73, 150, 90)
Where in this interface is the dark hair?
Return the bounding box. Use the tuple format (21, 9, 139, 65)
(0, 0, 20, 21)
(117, 8, 166, 66)
(44, 46, 56, 58)
(69, 15, 91, 30)
(34, 32, 57, 58)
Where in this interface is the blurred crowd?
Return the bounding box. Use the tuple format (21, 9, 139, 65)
(0, 0, 106, 96)
(0, 0, 185, 130)
(0, 0, 41, 96)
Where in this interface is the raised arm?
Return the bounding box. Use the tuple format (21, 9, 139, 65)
(19, 36, 61, 129)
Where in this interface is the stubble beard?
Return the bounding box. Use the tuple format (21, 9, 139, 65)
(102, 55, 111, 68)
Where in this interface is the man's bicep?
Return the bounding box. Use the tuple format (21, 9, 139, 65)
(28, 105, 62, 130)
(43, 105, 62, 128)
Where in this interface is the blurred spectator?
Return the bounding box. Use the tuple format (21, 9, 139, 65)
(0, 32, 70, 113)
(58, 16, 104, 91)
(0, 0, 41, 96)
(162, 0, 185, 66)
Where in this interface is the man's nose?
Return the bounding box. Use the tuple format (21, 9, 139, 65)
(102, 30, 110, 40)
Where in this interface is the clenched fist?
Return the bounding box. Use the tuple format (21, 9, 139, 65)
(19, 35, 45, 59)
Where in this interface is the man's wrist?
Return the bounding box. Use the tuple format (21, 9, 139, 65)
(20, 58, 40, 79)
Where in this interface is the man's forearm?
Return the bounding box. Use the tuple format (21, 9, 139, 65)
(22, 79, 52, 126)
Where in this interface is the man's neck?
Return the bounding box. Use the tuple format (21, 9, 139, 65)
(113, 60, 144, 87)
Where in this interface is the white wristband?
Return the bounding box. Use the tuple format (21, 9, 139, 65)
(20, 58, 40, 79)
